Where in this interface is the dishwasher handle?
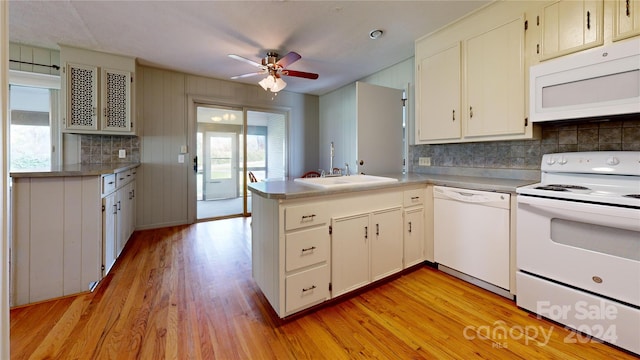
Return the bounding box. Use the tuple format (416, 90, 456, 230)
(433, 186, 510, 209)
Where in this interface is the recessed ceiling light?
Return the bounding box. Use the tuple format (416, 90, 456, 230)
(369, 29, 383, 40)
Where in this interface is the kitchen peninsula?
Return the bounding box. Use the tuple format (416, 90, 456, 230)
(10, 162, 139, 306)
(249, 172, 534, 318)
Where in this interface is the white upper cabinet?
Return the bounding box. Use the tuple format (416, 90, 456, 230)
(415, 1, 533, 144)
(614, 0, 640, 40)
(417, 43, 461, 142)
(539, 0, 604, 60)
(464, 17, 525, 138)
(61, 45, 136, 135)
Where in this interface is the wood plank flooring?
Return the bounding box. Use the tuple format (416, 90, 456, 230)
(10, 218, 637, 359)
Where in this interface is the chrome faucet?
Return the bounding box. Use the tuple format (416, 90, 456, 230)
(344, 162, 350, 176)
(329, 141, 334, 175)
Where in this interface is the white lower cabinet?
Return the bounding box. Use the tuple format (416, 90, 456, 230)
(102, 190, 118, 276)
(331, 213, 371, 297)
(370, 208, 403, 281)
(403, 187, 427, 268)
(102, 169, 137, 276)
(403, 207, 425, 268)
(252, 185, 421, 318)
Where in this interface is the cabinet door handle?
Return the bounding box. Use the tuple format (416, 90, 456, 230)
(301, 246, 316, 253)
(108, 181, 114, 185)
(113, 204, 117, 215)
(302, 285, 316, 293)
(411, 196, 420, 200)
(132, 189, 135, 198)
(129, 191, 133, 200)
(117, 201, 121, 211)
(469, 106, 473, 118)
(301, 214, 316, 221)
(376, 223, 379, 236)
(586, 11, 591, 30)
(452, 109, 455, 121)
(364, 226, 368, 239)
(103, 107, 107, 117)
(626, 0, 631, 17)
(408, 221, 412, 233)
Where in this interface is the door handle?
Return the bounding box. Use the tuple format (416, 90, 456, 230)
(193, 156, 198, 173)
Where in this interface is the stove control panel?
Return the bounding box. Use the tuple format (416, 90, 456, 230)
(541, 151, 640, 176)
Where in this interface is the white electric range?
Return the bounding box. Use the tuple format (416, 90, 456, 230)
(516, 151, 640, 355)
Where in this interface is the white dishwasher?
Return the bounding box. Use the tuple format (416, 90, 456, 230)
(433, 186, 510, 290)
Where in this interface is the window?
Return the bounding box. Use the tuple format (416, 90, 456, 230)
(9, 85, 52, 170)
(8, 71, 60, 171)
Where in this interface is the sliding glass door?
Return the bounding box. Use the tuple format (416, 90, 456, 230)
(195, 105, 287, 220)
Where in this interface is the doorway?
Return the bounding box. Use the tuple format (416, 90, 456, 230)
(195, 105, 287, 220)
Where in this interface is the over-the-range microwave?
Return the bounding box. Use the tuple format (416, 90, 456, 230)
(530, 37, 640, 122)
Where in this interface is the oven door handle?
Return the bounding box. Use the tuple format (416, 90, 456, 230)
(518, 195, 640, 232)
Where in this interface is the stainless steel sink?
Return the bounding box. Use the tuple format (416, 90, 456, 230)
(293, 174, 398, 189)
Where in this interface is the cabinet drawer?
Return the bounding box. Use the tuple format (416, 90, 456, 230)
(285, 203, 328, 231)
(115, 170, 129, 188)
(129, 167, 138, 182)
(102, 174, 116, 196)
(285, 264, 329, 314)
(403, 188, 425, 207)
(286, 227, 329, 271)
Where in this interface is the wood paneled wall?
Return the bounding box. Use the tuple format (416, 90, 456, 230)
(135, 65, 319, 229)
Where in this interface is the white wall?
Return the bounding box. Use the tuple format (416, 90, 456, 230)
(318, 58, 414, 171)
(136, 65, 319, 229)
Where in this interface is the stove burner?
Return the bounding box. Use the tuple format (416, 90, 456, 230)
(624, 194, 640, 199)
(535, 184, 591, 192)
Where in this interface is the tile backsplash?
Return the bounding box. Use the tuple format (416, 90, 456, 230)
(80, 135, 140, 164)
(410, 115, 640, 172)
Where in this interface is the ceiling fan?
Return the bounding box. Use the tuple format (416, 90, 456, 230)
(229, 51, 319, 92)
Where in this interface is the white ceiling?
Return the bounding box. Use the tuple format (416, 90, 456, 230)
(9, 0, 489, 96)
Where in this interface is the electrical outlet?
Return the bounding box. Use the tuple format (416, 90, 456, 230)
(419, 157, 431, 166)
(118, 149, 126, 158)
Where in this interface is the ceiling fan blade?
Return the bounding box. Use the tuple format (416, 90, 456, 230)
(282, 70, 319, 80)
(231, 71, 266, 79)
(276, 51, 302, 68)
(228, 54, 264, 68)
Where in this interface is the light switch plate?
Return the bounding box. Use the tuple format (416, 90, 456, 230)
(118, 149, 126, 158)
(178, 154, 185, 163)
(419, 157, 431, 166)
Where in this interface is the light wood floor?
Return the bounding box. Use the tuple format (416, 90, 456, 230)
(10, 218, 637, 359)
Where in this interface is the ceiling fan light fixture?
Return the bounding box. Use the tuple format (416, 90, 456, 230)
(271, 77, 287, 92)
(258, 75, 274, 90)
